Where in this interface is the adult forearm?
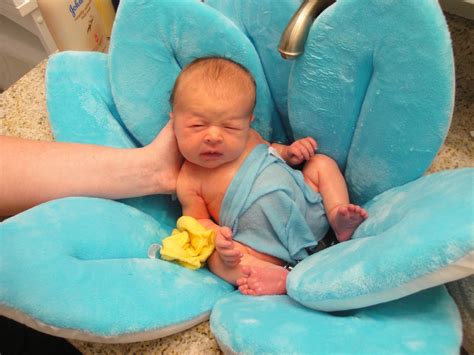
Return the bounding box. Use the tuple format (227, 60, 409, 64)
(0, 126, 182, 217)
(0, 137, 146, 215)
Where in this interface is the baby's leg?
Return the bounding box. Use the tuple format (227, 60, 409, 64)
(303, 154, 368, 241)
(207, 241, 288, 296)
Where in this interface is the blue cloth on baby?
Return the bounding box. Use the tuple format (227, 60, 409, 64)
(220, 144, 329, 264)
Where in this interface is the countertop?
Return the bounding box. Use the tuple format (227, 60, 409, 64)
(0, 12, 472, 355)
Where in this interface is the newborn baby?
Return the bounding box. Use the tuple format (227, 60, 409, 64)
(171, 56, 367, 295)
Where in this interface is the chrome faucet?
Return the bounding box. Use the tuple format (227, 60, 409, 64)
(278, 0, 335, 59)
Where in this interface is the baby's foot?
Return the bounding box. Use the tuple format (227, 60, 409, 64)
(236, 265, 288, 296)
(330, 204, 368, 242)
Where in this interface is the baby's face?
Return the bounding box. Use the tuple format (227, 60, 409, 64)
(172, 85, 254, 169)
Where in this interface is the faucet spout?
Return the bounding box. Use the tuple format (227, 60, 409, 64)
(278, 0, 335, 60)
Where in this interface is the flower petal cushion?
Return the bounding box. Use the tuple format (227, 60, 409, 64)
(288, 0, 455, 204)
(0, 198, 233, 343)
(210, 287, 462, 354)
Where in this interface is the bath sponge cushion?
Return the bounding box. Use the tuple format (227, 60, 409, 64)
(210, 287, 461, 354)
(46, 51, 181, 226)
(109, 0, 279, 145)
(287, 169, 474, 311)
(289, 0, 454, 204)
(0, 198, 233, 343)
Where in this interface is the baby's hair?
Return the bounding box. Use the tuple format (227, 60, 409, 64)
(169, 56, 257, 111)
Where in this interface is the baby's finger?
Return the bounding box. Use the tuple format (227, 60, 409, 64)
(308, 137, 318, 150)
(221, 253, 241, 263)
(216, 236, 233, 249)
(219, 248, 242, 258)
(219, 226, 233, 240)
(220, 253, 242, 266)
(294, 141, 311, 160)
(300, 138, 316, 156)
(290, 145, 304, 160)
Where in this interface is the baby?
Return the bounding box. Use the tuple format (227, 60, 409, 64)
(171, 57, 368, 295)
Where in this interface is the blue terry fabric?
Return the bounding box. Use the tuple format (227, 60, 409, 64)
(210, 287, 461, 354)
(289, 0, 454, 205)
(287, 169, 474, 311)
(0, 198, 233, 338)
(220, 144, 329, 264)
(109, 0, 280, 145)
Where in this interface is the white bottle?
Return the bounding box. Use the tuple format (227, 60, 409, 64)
(37, 0, 108, 52)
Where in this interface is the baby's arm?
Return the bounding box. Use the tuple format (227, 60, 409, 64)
(176, 163, 213, 224)
(271, 137, 318, 166)
(176, 164, 242, 266)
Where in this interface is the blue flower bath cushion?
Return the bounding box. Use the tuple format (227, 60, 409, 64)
(210, 287, 461, 354)
(0, 198, 233, 342)
(109, 0, 284, 145)
(1, 0, 469, 351)
(288, 0, 455, 204)
(287, 169, 474, 311)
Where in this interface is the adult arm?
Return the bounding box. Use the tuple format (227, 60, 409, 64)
(0, 121, 183, 217)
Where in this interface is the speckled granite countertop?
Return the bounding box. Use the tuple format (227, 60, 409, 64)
(1, 13, 472, 355)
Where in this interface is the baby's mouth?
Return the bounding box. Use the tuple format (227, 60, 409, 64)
(200, 151, 223, 159)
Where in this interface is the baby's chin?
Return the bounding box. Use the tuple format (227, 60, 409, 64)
(195, 158, 228, 169)
(189, 154, 232, 169)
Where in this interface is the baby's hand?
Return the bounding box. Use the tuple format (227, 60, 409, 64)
(286, 137, 318, 166)
(215, 226, 242, 267)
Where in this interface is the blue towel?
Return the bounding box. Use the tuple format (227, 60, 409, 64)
(220, 144, 329, 264)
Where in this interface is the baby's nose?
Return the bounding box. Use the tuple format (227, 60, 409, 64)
(204, 127, 223, 144)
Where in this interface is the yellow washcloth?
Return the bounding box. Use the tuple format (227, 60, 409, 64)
(159, 216, 216, 270)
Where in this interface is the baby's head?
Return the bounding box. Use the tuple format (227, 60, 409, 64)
(170, 57, 257, 169)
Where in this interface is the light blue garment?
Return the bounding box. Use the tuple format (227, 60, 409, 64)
(220, 144, 329, 264)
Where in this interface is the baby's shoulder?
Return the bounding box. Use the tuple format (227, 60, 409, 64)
(249, 129, 269, 145)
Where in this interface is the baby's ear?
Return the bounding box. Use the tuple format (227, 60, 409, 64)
(169, 112, 174, 121)
(250, 114, 255, 122)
